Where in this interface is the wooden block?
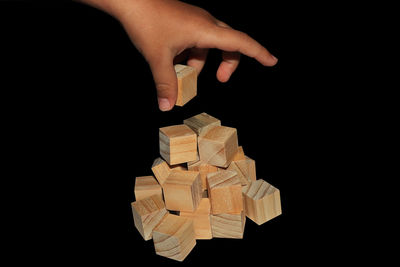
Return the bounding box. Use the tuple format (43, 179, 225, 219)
(151, 157, 186, 186)
(210, 211, 246, 239)
(198, 126, 238, 168)
(175, 64, 197, 106)
(245, 156, 257, 181)
(242, 179, 282, 225)
(131, 195, 168, 241)
(207, 170, 243, 214)
(134, 175, 163, 201)
(183, 112, 221, 136)
(153, 214, 196, 262)
(227, 155, 257, 186)
(231, 146, 246, 161)
(159, 125, 198, 165)
(180, 198, 212, 239)
(163, 170, 202, 212)
(187, 159, 218, 191)
(202, 190, 208, 198)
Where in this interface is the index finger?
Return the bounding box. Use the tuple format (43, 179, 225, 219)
(198, 26, 278, 66)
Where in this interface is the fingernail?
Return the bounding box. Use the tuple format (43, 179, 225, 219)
(272, 55, 278, 61)
(158, 98, 171, 111)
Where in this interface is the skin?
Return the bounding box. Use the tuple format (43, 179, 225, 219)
(76, 0, 278, 111)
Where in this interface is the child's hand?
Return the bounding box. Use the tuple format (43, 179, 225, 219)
(78, 0, 278, 111)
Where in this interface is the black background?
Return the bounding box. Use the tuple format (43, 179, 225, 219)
(1, 0, 371, 265)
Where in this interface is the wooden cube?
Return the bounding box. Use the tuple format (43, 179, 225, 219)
(242, 179, 282, 225)
(180, 198, 212, 240)
(134, 175, 163, 201)
(187, 159, 218, 191)
(227, 155, 257, 186)
(207, 170, 243, 214)
(183, 112, 221, 136)
(151, 157, 186, 186)
(174, 64, 197, 106)
(210, 211, 246, 239)
(159, 125, 198, 165)
(198, 126, 238, 167)
(131, 195, 168, 241)
(231, 146, 246, 161)
(163, 171, 202, 212)
(153, 214, 196, 262)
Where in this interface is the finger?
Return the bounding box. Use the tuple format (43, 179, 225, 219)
(147, 51, 177, 111)
(173, 49, 190, 65)
(216, 51, 240, 83)
(199, 26, 278, 66)
(187, 48, 209, 75)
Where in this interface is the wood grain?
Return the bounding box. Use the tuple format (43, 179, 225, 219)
(163, 170, 202, 212)
(207, 170, 243, 214)
(159, 124, 198, 165)
(242, 179, 282, 225)
(174, 64, 197, 106)
(198, 126, 238, 168)
(180, 198, 212, 239)
(210, 211, 246, 239)
(151, 157, 185, 186)
(183, 112, 221, 136)
(187, 159, 218, 191)
(131, 195, 168, 241)
(153, 214, 196, 261)
(134, 175, 163, 201)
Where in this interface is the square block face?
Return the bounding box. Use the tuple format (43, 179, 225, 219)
(183, 112, 221, 136)
(151, 157, 187, 186)
(134, 176, 162, 201)
(131, 195, 168, 241)
(163, 171, 202, 212)
(153, 214, 196, 262)
(175, 64, 197, 106)
(207, 170, 243, 214)
(159, 125, 198, 165)
(198, 126, 238, 167)
(242, 180, 282, 225)
(210, 211, 246, 239)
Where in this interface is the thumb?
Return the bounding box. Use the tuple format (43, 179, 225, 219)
(148, 52, 177, 111)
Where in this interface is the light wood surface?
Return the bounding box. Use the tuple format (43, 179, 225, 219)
(187, 159, 218, 191)
(198, 126, 238, 168)
(207, 170, 243, 214)
(153, 214, 196, 261)
(210, 211, 246, 239)
(174, 64, 197, 106)
(163, 170, 202, 212)
(159, 124, 198, 165)
(183, 112, 221, 136)
(134, 175, 163, 201)
(131, 195, 168, 241)
(151, 157, 185, 186)
(242, 179, 282, 225)
(180, 198, 212, 239)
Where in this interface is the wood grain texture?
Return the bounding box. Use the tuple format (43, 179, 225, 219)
(187, 159, 218, 191)
(183, 112, 221, 136)
(159, 125, 198, 165)
(174, 64, 197, 106)
(198, 126, 238, 168)
(210, 211, 246, 239)
(242, 179, 282, 225)
(207, 170, 243, 214)
(227, 155, 257, 186)
(180, 198, 212, 239)
(151, 157, 186, 186)
(163, 170, 202, 212)
(131, 195, 168, 241)
(153, 214, 196, 262)
(134, 175, 163, 201)
(231, 146, 246, 161)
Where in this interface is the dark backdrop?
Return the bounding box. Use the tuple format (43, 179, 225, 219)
(0, 0, 365, 265)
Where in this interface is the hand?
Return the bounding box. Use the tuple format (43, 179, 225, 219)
(78, 0, 278, 111)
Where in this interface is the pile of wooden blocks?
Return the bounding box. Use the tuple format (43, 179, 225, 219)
(131, 113, 282, 261)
